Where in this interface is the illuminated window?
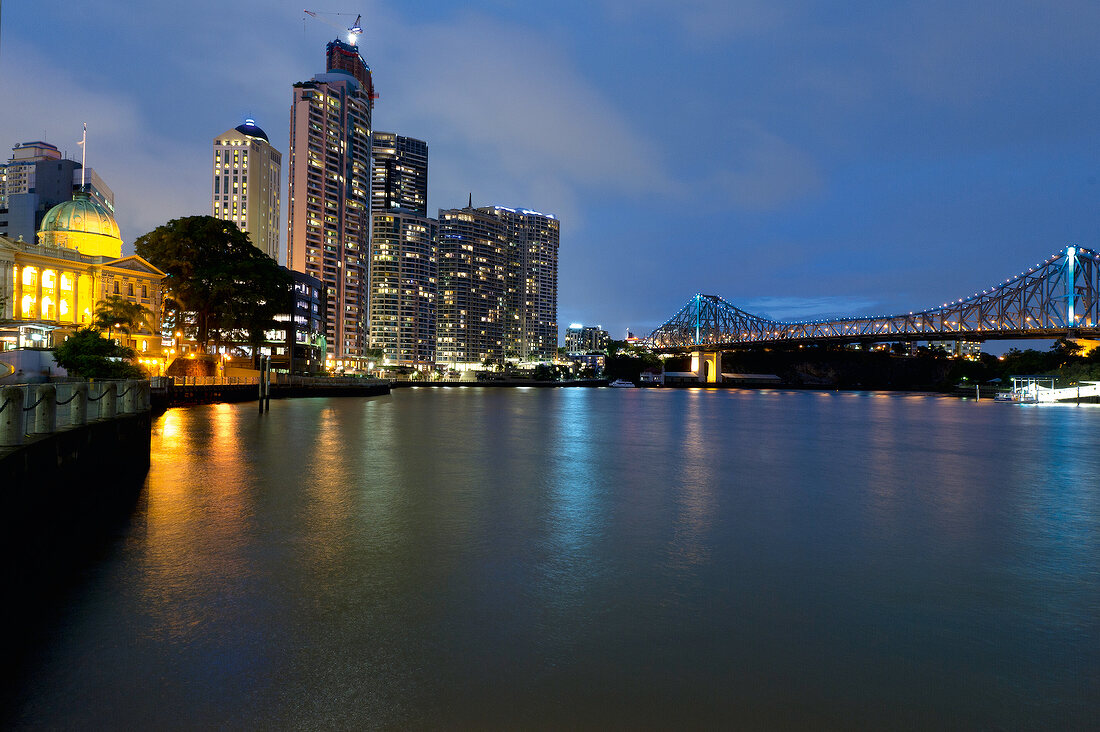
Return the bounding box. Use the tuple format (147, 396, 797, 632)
(60, 273, 73, 290)
(21, 267, 36, 287)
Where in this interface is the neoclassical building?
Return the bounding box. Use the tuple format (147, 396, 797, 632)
(0, 191, 165, 356)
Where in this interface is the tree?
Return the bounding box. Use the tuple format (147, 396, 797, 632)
(93, 296, 150, 335)
(53, 327, 145, 379)
(134, 216, 292, 354)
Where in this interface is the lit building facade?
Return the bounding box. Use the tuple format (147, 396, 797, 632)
(436, 206, 507, 368)
(0, 141, 114, 244)
(268, 269, 328, 374)
(369, 211, 437, 369)
(564, 323, 609, 354)
(288, 40, 376, 370)
(0, 194, 165, 355)
(212, 120, 282, 261)
(478, 206, 559, 361)
(370, 132, 428, 216)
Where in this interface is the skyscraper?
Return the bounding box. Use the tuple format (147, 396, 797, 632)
(370, 132, 428, 216)
(369, 211, 437, 369)
(211, 119, 282, 261)
(287, 40, 375, 369)
(478, 206, 559, 361)
(435, 205, 507, 368)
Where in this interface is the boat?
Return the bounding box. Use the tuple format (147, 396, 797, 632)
(608, 379, 636, 388)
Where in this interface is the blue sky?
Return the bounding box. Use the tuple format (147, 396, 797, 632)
(2, 1, 1098, 342)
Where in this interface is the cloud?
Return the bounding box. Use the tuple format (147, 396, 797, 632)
(369, 11, 665, 215)
(0, 39, 208, 247)
(603, 0, 789, 41)
(705, 122, 823, 210)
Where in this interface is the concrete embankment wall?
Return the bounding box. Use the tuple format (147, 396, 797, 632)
(153, 381, 391, 411)
(1, 412, 152, 697)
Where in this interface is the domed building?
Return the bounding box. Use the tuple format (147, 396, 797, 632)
(37, 190, 123, 258)
(0, 190, 166, 362)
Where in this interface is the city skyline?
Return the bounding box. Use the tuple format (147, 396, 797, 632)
(2, 1, 1099, 342)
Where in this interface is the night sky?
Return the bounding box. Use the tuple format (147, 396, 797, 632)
(2, 1, 1098, 341)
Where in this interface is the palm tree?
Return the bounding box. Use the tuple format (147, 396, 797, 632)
(93, 296, 150, 336)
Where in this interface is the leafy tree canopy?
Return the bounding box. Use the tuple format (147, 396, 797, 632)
(94, 296, 150, 335)
(134, 216, 292, 352)
(53, 327, 146, 379)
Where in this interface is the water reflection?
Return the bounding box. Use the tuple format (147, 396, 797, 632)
(12, 388, 1100, 730)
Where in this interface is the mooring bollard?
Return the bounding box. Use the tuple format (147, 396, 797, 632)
(123, 380, 138, 414)
(0, 386, 23, 446)
(71, 383, 89, 426)
(101, 382, 118, 419)
(34, 384, 57, 434)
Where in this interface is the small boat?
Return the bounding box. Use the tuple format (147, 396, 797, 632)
(608, 379, 635, 388)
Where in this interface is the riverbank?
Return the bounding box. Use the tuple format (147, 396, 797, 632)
(390, 379, 605, 388)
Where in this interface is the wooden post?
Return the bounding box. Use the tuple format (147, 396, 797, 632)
(264, 357, 272, 410)
(258, 356, 266, 414)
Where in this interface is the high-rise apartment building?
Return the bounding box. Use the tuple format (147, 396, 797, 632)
(211, 120, 282, 261)
(369, 211, 437, 369)
(564, 324, 609, 354)
(0, 141, 114, 243)
(435, 206, 507, 368)
(370, 132, 428, 216)
(478, 206, 559, 361)
(288, 40, 376, 369)
(367, 131, 434, 369)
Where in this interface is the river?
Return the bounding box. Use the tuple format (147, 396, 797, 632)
(11, 388, 1100, 729)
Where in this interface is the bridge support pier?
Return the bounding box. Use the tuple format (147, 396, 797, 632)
(690, 352, 721, 383)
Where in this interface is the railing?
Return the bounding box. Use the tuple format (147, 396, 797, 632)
(0, 380, 151, 447)
(150, 374, 388, 388)
(151, 376, 259, 387)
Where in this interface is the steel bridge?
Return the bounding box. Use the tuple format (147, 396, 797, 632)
(647, 246, 1100, 352)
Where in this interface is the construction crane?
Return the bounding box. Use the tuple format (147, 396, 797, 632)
(303, 10, 363, 46)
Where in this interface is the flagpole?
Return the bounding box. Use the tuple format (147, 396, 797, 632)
(78, 122, 87, 189)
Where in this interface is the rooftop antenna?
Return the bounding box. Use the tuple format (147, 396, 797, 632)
(468, 192, 472, 208)
(77, 122, 87, 190)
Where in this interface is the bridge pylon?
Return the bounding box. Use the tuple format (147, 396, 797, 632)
(690, 351, 721, 383)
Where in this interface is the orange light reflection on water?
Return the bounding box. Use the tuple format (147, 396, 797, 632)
(140, 405, 256, 642)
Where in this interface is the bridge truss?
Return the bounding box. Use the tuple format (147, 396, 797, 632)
(646, 246, 1100, 350)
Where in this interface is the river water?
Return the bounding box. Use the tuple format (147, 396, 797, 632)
(11, 388, 1100, 729)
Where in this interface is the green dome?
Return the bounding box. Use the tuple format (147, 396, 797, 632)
(40, 190, 121, 241)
